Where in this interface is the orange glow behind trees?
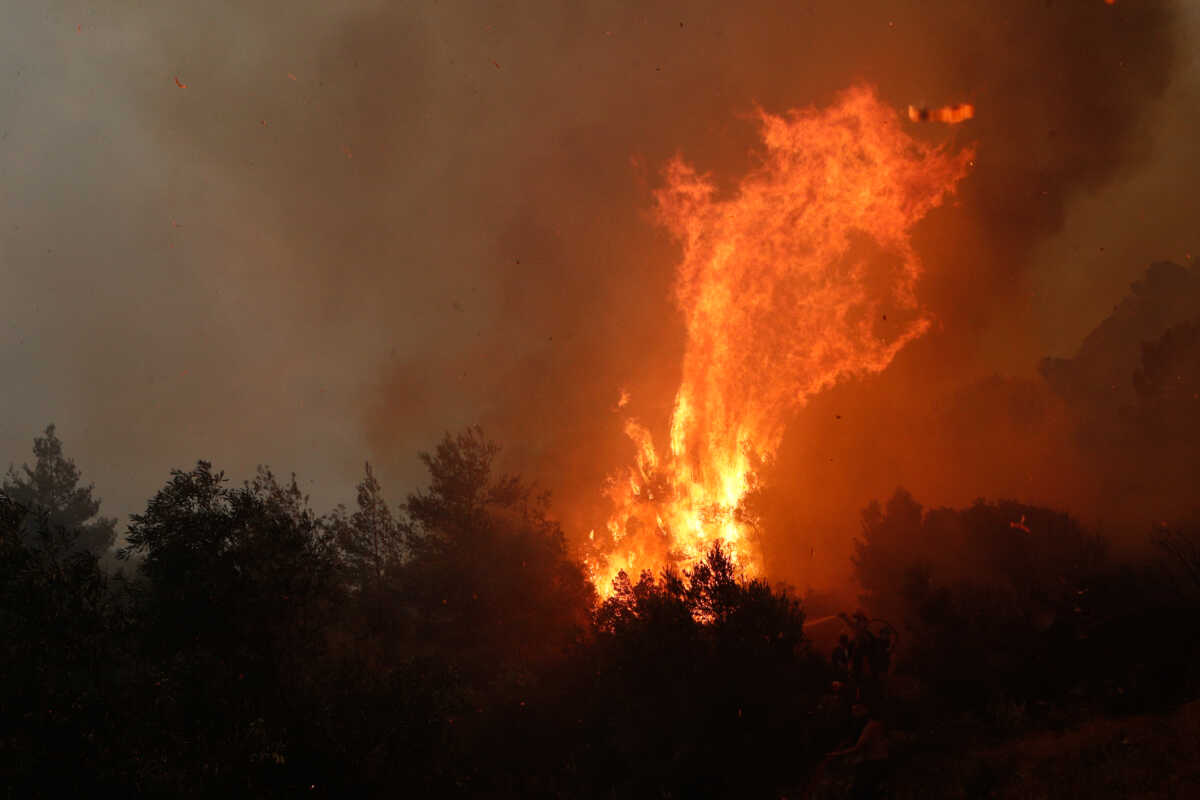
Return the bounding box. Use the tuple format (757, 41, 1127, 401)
(586, 86, 974, 596)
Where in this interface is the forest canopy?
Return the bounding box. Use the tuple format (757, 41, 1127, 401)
(2, 423, 1199, 797)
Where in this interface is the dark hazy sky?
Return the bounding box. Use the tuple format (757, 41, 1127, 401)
(2, 1, 1197, 582)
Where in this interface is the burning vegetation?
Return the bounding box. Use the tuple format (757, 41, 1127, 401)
(2, 0, 1197, 796)
(587, 86, 973, 594)
(906, 103, 975, 124)
(4, 419, 1200, 797)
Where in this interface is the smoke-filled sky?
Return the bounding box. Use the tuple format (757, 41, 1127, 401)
(2, 1, 1197, 588)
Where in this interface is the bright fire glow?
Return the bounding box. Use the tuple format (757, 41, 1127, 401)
(585, 86, 974, 596)
(907, 103, 975, 124)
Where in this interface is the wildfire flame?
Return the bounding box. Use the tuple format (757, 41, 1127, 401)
(586, 86, 974, 596)
(907, 103, 975, 124)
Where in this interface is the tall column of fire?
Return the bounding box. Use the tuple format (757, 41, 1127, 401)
(588, 86, 974, 596)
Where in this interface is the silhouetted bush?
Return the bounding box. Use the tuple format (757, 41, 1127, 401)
(4, 427, 1200, 797)
(854, 488, 1200, 718)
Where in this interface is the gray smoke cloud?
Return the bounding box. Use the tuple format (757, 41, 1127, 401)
(1, 1, 1196, 592)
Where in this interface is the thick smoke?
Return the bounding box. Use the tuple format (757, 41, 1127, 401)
(0, 1, 1192, 589)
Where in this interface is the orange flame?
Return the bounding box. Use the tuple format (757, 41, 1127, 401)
(907, 103, 975, 124)
(587, 86, 973, 596)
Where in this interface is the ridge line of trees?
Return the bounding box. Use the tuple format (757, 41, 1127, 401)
(3, 423, 1199, 797)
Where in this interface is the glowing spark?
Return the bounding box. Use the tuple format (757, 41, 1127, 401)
(908, 103, 974, 124)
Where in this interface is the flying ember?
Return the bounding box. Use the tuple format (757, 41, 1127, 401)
(907, 103, 975, 124)
(586, 86, 974, 596)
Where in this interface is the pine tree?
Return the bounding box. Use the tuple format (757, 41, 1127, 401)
(2, 424, 116, 555)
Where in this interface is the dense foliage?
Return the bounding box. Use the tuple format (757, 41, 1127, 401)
(2, 425, 1199, 797)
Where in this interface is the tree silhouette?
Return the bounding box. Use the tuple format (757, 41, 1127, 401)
(120, 462, 339, 655)
(330, 462, 405, 592)
(1, 478, 129, 795)
(3, 424, 116, 556)
(400, 427, 595, 679)
(6, 425, 1200, 797)
(591, 543, 820, 797)
(114, 462, 348, 794)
